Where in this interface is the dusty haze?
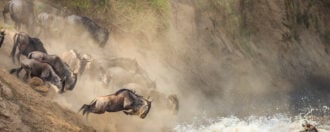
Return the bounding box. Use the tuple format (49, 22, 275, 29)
(1, 0, 330, 131)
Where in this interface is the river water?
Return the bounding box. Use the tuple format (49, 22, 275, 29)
(174, 114, 330, 132)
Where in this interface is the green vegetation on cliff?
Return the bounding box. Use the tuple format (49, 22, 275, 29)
(48, 0, 169, 36)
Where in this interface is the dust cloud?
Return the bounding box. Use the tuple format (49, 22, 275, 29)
(1, 0, 330, 131)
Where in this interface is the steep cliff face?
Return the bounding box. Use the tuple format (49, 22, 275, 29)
(39, 0, 330, 121)
(0, 0, 329, 131)
(157, 0, 330, 118)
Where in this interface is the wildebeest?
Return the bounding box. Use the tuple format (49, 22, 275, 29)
(301, 122, 318, 132)
(80, 89, 152, 119)
(61, 49, 92, 75)
(37, 12, 55, 30)
(10, 32, 47, 64)
(36, 12, 61, 36)
(3, 0, 35, 32)
(28, 51, 77, 93)
(9, 58, 63, 91)
(0, 30, 5, 48)
(67, 15, 109, 47)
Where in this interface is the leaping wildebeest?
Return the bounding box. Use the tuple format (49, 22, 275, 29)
(0, 30, 5, 48)
(61, 49, 93, 75)
(10, 32, 47, 64)
(28, 51, 78, 93)
(67, 15, 109, 47)
(9, 58, 63, 91)
(80, 89, 152, 119)
(3, 0, 35, 32)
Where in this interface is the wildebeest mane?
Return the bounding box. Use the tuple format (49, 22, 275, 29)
(114, 88, 137, 96)
(28, 37, 47, 53)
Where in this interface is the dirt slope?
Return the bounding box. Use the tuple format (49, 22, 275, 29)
(0, 69, 95, 132)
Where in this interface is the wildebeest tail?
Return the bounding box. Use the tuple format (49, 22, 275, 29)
(79, 99, 96, 116)
(10, 33, 19, 63)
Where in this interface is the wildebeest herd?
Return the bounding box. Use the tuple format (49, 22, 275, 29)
(3, 0, 109, 46)
(1, 0, 153, 119)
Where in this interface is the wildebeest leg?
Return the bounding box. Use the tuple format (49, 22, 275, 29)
(11, 33, 19, 64)
(0, 33, 5, 48)
(2, 2, 9, 23)
(16, 51, 21, 64)
(16, 67, 23, 78)
(16, 23, 21, 31)
(9, 67, 23, 78)
(23, 70, 31, 81)
(59, 81, 65, 94)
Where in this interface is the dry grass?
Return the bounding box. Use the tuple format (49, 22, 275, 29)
(47, 0, 169, 38)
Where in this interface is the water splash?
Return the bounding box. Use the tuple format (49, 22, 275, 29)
(174, 114, 330, 132)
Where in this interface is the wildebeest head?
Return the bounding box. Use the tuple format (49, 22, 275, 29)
(0, 30, 5, 48)
(138, 97, 152, 119)
(65, 72, 78, 91)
